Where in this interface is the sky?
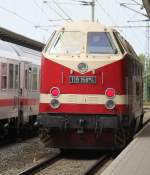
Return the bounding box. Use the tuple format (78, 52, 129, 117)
(0, 0, 148, 54)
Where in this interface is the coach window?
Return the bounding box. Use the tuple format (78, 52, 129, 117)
(9, 64, 14, 89)
(1, 63, 7, 89)
(25, 69, 28, 89)
(15, 64, 19, 88)
(32, 67, 38, 90)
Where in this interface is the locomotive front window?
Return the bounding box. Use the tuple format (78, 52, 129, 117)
(87, 32, 117, 54)
(49, 31, 81, 54)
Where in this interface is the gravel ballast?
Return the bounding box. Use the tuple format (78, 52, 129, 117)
(36, 158, 97, 175)
(0, 137, 59, 175)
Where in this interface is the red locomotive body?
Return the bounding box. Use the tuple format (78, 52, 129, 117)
(39, 21, 143, 149)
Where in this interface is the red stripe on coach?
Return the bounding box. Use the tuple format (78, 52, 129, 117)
(0, 98, 39, 107)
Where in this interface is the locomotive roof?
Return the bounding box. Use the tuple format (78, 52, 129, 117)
(59, 21, 112, 32)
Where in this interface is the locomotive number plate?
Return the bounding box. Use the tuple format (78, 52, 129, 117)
(69, 76, 96, 84)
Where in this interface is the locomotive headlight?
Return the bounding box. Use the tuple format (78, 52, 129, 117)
(105, 100, 115, 109)
(50, 99, 60, 109)
(50, 87, 60, 98)
(105, 88, 115, 98)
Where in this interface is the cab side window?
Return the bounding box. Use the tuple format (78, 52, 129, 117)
(113, 32, 125, 54)
(1, 63, 7, 89)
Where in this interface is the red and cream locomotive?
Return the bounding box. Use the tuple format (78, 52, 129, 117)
(39, 21, 143, 149)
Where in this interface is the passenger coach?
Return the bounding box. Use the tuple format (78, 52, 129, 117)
(0, 40, 41, 137)
(39, 21, 143, 149)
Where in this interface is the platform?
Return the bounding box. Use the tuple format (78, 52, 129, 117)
(143, 109, 150, 123)
(101, 122, 150, 175)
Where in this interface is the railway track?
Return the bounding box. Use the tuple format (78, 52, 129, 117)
(83, 155, 110, 175)
(2, 112, 150, 175)
(17, 152, 113, 175)
(143, 118, 150, 127)
(17, 153, 62, 175)
(15, 118, 149, 175)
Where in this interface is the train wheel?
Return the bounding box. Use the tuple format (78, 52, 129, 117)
(115, 127, 131, 148)
(0, 120, 9, 139)
(60, 148, 67, 153)
(8, 118, 17, 139)
(60, 149, 75, 155)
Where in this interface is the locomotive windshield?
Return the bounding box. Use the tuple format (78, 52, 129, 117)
(49, 31, 81, 54)
(87, 32, 117, 54)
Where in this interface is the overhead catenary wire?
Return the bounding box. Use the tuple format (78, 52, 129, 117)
(96, 0, 118, 26)
(32, 0, 52, 20)
(32, 0, 72, 23)
(54, 2, 80, 5)
(112, 0, 145, 43)
(32, 0, 59, 29)
(43, 1, 71, 22)
(49, 19, 68, 21)
(120, 3, 148, 17)
(96, 0, 134, 47)
(113, 24, 147, 50)
(34, 24, 61, 29)
(52, 0, 73, 21)
(131, 0, 143, 7)
(0, 5, 34, 26)
(0, 5, 49, 32)
(119, 0, 148, 51)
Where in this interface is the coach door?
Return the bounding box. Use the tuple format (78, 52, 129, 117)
(20, 61, 32, 123)
(6, 60, 20, 119)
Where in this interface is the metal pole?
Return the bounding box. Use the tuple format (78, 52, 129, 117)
(147, 21, 150, 101)
(91, 0, 95, 22)
(144, 21, 149, 102)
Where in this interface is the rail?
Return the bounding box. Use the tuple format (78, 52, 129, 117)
(83, 155, 110, 175)
(17, 153, 62, 175)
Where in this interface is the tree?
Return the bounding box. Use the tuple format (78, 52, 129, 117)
(139, 54, 150, 102)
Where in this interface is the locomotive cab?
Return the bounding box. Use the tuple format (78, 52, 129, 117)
(39, 21, 143, 150)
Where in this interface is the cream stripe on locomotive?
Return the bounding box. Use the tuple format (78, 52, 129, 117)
(43, 52, 123, 74)
(40, 94, 128, 105)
